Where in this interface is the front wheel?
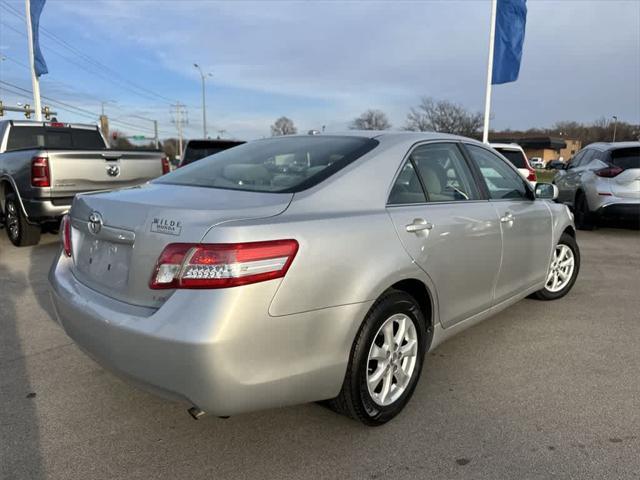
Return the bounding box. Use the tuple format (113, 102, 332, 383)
(532, 232, 580, 300)
(327, 290, 427, 426)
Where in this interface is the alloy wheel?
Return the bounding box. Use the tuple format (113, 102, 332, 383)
(5, 200, 19, 241)
(545, 244, 575, 293)
(366, 313, 418, 406)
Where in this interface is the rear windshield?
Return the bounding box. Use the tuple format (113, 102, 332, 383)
(494, 148, 527, 169)
(611, 147, 640, 170)
(181, 140, 245, 166)
(6, 126, 105, 151)
(156, 135, 379, 193)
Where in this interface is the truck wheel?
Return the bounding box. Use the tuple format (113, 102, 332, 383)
(4, 193, 41, 247)
(327, 290, 427, 426)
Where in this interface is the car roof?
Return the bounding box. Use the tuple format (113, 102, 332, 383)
(586, 141, 640, 151)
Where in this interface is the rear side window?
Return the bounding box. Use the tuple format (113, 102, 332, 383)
(610, 147, 640, 170)
(6, 126, 105, 150)
(388, 161, 427, 205)
(494, 148, 527, 169)
(156, 136, 379, 193)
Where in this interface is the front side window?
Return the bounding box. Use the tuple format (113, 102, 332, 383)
(466, 144, 529, 200)
(156, 136, 378, 193)
(411, 143, 480, 202)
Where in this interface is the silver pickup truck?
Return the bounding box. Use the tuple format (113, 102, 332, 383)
(0, 120, 169, 246)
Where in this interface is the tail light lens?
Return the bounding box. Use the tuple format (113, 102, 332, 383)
(150, 239, 299, 289)
(595, 166, 623, 178)
(161, 157, 171, 174)
(526, 167, 537, 182)
(61, 215, 72, 257)
(31, 156, 51, 187)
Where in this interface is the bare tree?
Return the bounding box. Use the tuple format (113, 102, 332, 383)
(350, 109, 391, 130)
(404, 97, 482, 137)
(271, 116, 298, 136)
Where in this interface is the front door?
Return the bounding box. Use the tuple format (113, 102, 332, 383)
(464, 144, 553, 303)
(387, 142, 502, 328)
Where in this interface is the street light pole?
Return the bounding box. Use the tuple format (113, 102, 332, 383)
(612, 115, 618, 142)
(194, 63, 212, 139)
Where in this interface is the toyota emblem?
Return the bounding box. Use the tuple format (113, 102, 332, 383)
(88, 211, 103, 235)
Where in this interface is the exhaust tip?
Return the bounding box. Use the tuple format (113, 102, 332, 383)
(188, 406, 206, 420)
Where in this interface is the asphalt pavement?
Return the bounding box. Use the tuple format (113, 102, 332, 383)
(1, 226, 639, 480)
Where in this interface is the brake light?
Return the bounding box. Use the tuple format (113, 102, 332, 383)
(31, 156, 51, 187)
(150, 240, 299, 289)
(595, 166, 623, 178)
(49, 122, 65, 128)
(526, 167, 537, 182)
(61, 215, 72, 257)
(161, 157, 170, 174)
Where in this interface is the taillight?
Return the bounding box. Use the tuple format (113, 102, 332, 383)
(526, 167, 537, 182)
(149, 239, 299, 289)
(595, 166, 623, 178)
(31, 156, 50, 187)
(161, 157, 170, 174)
(61, 215, 72, 257)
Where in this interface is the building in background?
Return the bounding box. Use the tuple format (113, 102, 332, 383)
(489, 135, 582, 164)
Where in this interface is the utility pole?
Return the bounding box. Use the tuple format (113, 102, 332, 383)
(482, 0, 498, 144)
(193, 63, 212, 139)
(25, 0, 42, 121)
(612, 115, 618, 142)
(153, 120, 159, 149)
(171, 102, 187, 161)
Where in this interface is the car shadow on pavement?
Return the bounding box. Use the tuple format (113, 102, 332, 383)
(26, 237, 61, 325)
(0, 259, 46, 480)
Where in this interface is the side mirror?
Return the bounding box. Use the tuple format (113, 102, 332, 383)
(535, 183, 559, 200)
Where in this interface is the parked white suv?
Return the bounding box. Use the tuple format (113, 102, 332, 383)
(490, 143, 537, 186)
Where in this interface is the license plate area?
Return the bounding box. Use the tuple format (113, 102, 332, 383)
(75, 234, 132, 291)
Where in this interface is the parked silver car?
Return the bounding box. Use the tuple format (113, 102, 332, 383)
(554, 142, 640, 229)
(49, 132, 579, 425)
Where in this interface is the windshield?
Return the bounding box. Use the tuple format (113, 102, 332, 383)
(611, 147, 640, 170)
(156, 135, 379, 193)
(494, 148, 527, 169)
(181, 140, 245, 166)
(6, 126, 105, 151)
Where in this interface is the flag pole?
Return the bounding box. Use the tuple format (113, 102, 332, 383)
(25, 0, 42, 121)
(482, 0, 498, 144)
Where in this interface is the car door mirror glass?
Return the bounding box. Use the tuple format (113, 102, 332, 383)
(535, 183, 558, 200)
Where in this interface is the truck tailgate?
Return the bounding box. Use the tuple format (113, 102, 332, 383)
(48, 150, 163, 196)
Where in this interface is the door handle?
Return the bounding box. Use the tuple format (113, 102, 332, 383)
(406, 218, 434, 233)
(500, 212, 514, 224)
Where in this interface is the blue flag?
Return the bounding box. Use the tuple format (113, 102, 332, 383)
(492, 0, 527, 85)
(30, 0, 48, 77)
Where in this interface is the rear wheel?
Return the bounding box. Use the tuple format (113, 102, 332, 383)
(574, 193, 596, 230)
(4, 193, 41, 247)
(327, 290, 427, 426)
(532, 232, 580, 300)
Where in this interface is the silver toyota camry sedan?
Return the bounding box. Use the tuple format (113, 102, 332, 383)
(49, 132, 580, 425)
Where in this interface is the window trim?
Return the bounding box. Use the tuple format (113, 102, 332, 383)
(386, 140, 488, 207)
(459, 142, 535, 202)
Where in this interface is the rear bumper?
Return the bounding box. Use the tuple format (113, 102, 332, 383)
(48, 253, 370, 416)
(597, 202, 640, 221)
(23, 197, 73, 222)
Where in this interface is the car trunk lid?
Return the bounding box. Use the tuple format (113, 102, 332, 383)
(69, 183, 292, 308)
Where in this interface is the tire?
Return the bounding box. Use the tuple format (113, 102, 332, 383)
(4, 193, 41, 247)
(574, 192, 596, 230)
(532, 232, 580, 301)
(327, 289, 427, 426)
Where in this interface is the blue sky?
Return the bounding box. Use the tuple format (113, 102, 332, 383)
(1, 0, 639, 141)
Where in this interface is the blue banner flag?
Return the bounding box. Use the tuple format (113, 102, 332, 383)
(492, 0, 527, 85)
(30, 0, 48, 77)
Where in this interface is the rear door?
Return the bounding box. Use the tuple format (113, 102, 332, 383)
(464, 143, 552, 302)
(387, 142, 502, 328)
